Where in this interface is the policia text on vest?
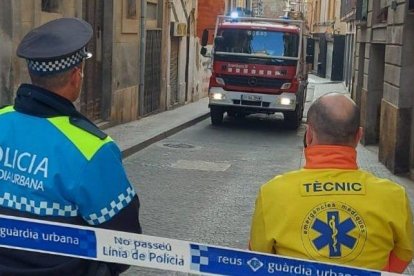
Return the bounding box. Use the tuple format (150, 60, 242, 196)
(0, 145, 48, 192)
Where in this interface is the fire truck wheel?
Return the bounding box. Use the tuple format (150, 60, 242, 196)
(210, 108, 224, 125)
(284, 105, 303, 129)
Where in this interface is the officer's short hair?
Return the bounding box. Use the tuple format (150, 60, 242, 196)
(29, 67, 76, 90)
(307, 93, 360, 145)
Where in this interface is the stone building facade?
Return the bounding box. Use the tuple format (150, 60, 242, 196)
(252, 0, 286, 17)
(0, 0, 204, 127)
(340, 0, 357, 92)
(306, 0, 347, 80)
(353, 0, 414, 175)
(168, 0, 204, 109)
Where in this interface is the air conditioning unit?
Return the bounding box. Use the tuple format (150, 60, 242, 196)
(172, 22, 187, 37)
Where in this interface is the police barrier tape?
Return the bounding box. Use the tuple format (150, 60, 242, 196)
(0, 214, 403, 276)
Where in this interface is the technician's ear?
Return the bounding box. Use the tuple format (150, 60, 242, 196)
(303, 131, 307, 148)
(305, 124, 314, 147)
(354, 127, 363, 146)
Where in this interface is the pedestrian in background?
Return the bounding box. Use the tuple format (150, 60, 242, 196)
(0, 18, 142, 275)
(250, 93, 414, 273)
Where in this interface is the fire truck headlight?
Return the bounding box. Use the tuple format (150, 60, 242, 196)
(211, 92, 225, 100)
(216, 77, 225, 86)
(280, 97, 292, 105)
(281, 83, 292, 90)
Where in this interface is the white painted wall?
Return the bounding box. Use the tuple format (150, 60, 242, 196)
(169, 0, 201, 105)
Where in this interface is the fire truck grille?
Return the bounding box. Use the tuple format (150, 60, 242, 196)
(223, 75, 287, 89)
(233, 100, 271, 107)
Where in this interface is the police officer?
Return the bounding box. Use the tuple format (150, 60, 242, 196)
(249, 93, 414, 273)
(0, 18, 142, 275)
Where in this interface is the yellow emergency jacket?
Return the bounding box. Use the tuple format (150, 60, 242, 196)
(250, 145, 414, 273)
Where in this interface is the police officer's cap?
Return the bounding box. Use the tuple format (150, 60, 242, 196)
(17, 17, 93, 75)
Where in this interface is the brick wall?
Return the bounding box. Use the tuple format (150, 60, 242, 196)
(197, 0, 225, 44)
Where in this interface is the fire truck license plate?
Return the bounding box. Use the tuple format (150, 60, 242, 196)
(242, 95, 262, 102)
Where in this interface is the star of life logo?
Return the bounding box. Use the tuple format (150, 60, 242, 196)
(301, 202, 367, 263)
(247, 257, 264, 272)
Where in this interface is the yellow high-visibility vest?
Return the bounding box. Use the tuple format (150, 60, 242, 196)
(250, 165, 413, 272)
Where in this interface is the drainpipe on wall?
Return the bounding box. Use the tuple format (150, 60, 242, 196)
(139, 0, 147, 116)
(185, 8, 193, 103)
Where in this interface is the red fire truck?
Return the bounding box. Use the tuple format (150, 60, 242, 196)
(201, 15, 308, 129)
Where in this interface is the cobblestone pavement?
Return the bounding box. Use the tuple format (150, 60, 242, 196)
(122, 117, 304, 275)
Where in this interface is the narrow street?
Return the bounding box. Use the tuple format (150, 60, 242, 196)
(120, 77, 414, 275)
(1, 0, 414, 275)
(123, 116, 306, 275)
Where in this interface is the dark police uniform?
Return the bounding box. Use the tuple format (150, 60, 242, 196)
(0, 18, 142, 276)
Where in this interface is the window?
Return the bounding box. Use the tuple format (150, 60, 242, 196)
(231, 0, 246, 10)
(356, 0, 368, 22)
(41, 0, 60, 13)
(147, 2, 158, 21)
(216, 29, 299, 58)
(373, 0, 388, 24)
(122, 0, 138, 33)
(236, 0, 245, 8)
(377, 7, 388, 23)
(146, 0, 159, 28)
(126, 0, 137, 20)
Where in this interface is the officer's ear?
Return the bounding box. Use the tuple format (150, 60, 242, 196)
(78, 67, 84, 78)
(75, 66, 84, 78)
(70, 66, 83, 87)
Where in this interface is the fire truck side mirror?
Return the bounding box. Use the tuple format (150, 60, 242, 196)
(201, 29, 209, 46)
(200, 47, 208, 57)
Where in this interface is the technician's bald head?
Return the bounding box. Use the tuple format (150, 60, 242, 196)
(306, 93, 361, 146)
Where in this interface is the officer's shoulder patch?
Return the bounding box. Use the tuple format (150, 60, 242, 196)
(69, 117, 107, 140)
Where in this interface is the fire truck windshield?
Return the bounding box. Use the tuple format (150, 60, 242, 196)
(215, 29, 299, 58)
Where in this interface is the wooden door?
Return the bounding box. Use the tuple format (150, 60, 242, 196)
(81, 0, 104, 122)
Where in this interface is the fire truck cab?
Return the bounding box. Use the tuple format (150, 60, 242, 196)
(201, 15, 308, 129)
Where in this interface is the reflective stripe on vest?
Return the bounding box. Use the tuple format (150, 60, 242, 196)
(47, 116, 113, 160)
(0, 106, 15, 115)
